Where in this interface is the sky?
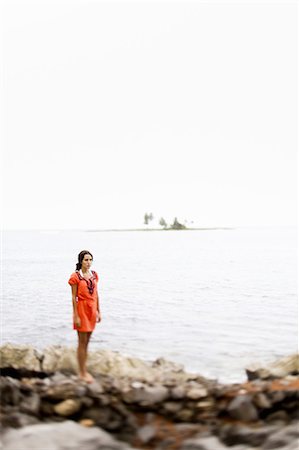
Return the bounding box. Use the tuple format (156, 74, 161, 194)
(1, 0, 297, 230)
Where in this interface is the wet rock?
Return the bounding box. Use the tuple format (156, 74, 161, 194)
(53, 398, 82, 416)
(1, 420, 135, 450)
(227, 395, 259, 422)
(0, 344, 41, 372)
(246, 355, 299, 381)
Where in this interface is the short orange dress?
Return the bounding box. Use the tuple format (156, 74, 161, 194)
(68, 270, 99, 332)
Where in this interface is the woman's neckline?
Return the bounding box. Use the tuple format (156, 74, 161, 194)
(79, 269, 93, 279)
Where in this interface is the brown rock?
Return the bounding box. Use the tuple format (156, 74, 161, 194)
(53, 398, 81, 416)
(79, 418, 95, 427)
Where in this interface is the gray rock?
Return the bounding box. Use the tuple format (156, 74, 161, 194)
(1, 411, 41, 428)
(1, 420, 135, 449)
(137, 424, 156, 443)
(122, 384, 168, 405)
(19, 392, 40, 415)
(0, 377, 21, 405)
(227, 395, 259, 422)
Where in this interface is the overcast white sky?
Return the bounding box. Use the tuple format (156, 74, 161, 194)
(1, 0, 297, 230)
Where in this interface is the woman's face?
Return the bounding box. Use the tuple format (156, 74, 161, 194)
(81, 254, 93, 271)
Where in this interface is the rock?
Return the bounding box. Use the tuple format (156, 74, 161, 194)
(0, 344, 41, 372)
(171, 385, 186, 399)
(253, 393, 272, 409)
(19, 392, 40, 415)
(0, 377, 21, 405)
(137, 424, 156, 443)
(1, 420, 134, 450)
(180, 435, 228, 450)
(186, 387, 208, 400)
(53, 399, 82, 416)
(246, 355, 299, 381)
(195, 400, 215, 410)
(80, 406, 113, 427)
(86, 381, 104, 397)
(266, 410, 289, 424)
(175, 408, 194, 421)
(42, 346, 78, 374)
(42, 381, 87, 400)
(220, 424, 280, 447)
(1, 411, 41, 428)
(227, 395, 259, 422)
(79, 418, 95, 427)
(122, 384, 169, 406)
(163, 401, 183, 413)
(151, 357, 184, 373)
(263, 422, 299, 449)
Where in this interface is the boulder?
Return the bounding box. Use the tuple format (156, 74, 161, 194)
(246, 355, 299, 381)
(227, 395, 259, 422)
(0, 420, 135, 450)
(0, 344, 41, 372)
(122, 384, 169, 406)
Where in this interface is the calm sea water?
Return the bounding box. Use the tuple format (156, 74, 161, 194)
(2, 227, 297, 382)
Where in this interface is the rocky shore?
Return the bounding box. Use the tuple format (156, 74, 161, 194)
(0, 344, 298, 450)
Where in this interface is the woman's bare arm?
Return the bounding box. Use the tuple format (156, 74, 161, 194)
(71, 284, 81, 327)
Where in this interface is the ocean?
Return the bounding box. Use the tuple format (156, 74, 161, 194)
(2, 227, 297, 383)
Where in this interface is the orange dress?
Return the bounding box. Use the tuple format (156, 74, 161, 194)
(68, 270, 99, 332)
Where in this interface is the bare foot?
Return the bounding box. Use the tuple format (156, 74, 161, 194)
(85, 372, 95, 383)
(79, 372, 95, 384)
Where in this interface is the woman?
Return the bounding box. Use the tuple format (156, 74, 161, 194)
(68, 250, 101, 383)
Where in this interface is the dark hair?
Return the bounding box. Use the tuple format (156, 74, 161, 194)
(76, 250, 93, 271)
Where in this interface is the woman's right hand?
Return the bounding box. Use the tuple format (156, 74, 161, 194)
(74, 315, 81, 328)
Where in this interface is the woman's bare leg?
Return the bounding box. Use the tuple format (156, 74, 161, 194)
(77, 331, 94, 383)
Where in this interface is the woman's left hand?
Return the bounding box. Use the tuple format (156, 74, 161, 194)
(96, 311, 102, 322)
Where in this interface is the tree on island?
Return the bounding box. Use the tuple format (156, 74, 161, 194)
(159, 217, 167, 229)
(170, 217, 186, 230)
(144, 212, 154, 226)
